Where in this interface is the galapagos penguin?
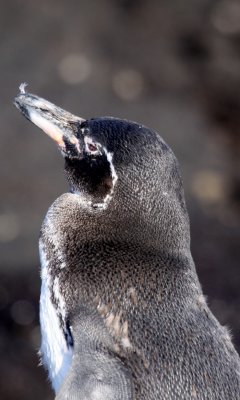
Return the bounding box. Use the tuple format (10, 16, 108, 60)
(14, 85, 240, 400)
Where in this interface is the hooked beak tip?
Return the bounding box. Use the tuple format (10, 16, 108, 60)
(13, 87, 85, 157)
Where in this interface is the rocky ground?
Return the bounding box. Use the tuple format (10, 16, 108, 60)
(0, 1, 240, 399)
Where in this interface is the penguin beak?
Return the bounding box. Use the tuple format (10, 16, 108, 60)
(13, 84, 85, 157)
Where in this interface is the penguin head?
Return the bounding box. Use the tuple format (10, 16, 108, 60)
(14, 87, 190, 253)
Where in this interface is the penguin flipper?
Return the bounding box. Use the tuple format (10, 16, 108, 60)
(56, 305, 133, 400)
(55, 350, 133, 400)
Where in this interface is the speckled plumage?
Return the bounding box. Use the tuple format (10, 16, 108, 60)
(14, 91, 240, 400)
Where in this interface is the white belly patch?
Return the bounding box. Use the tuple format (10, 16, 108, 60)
(39, 242, 73, 393)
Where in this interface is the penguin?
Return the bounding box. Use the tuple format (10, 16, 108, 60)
(14, 84, 240, 400)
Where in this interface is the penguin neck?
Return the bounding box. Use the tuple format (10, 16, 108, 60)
(44, 193, 194, 272)
(76, 240, 194, 272)
(42, 214, 201, 310)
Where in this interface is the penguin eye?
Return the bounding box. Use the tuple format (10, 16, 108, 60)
(84, 136, 101, 156)
(87, 143, 97, 152)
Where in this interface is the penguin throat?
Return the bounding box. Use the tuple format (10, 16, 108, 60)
(68, 147, 118, 211)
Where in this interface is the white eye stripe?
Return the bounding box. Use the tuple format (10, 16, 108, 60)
(96, 146, 118, 208)
(73, 138, 118, 210)
(83, 135, 118, 191)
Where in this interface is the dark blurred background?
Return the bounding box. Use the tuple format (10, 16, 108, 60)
(0, 0, 240, 399)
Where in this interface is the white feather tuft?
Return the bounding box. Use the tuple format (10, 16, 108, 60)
(19, 82, 28, 94)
